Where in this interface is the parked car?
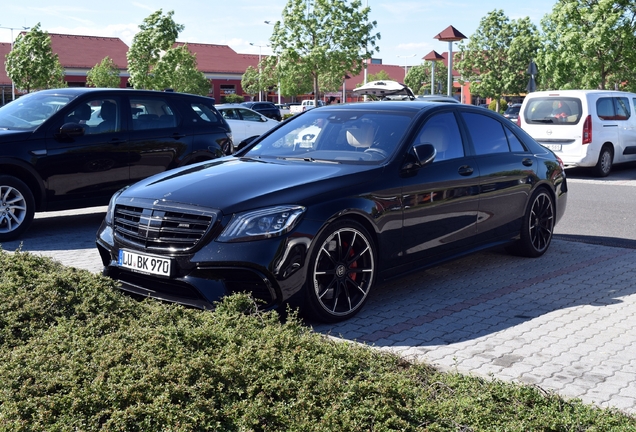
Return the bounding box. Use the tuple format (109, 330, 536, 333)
(0, 87, 232, 241)
(503, 103, 522, 122)
(216, 104, 279, 145)
(519, 89, 636, 176)
(240, 101, 282, 121)
(289, 99, 325, 115)
(96, 101, 567, 322)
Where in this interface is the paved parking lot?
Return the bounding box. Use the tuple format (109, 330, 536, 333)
(1, 206, 635, 416)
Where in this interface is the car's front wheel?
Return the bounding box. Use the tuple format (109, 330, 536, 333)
(305, 220, 376, 322)
(0, 176, 35, 242)
(507, 188, 555, 258)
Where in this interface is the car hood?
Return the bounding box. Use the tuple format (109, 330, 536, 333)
(0, 129, 34, 142)
(121, 156, 379, 213)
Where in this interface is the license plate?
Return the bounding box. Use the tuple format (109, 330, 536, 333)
(118, 249, 171, 277)
(542, 143, 562, 151)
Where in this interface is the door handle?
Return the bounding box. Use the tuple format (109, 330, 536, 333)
(458, 165, 474, 176)
(522, 158, 533, 167)
(109, 138, 127, 145)
(172, 133, 186, 140)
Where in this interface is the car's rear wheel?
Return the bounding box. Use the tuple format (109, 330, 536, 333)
(0, 176, 35, 242)
(593, 145, 613, 177)
(305, 220, 376, 322)
(507, 188, 554, 258)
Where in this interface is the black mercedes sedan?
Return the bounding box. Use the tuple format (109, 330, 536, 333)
(96, 101, 567, 322)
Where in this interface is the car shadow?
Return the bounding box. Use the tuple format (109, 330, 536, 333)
(309, 238, 636, 347)
(0, 207, 106, 253)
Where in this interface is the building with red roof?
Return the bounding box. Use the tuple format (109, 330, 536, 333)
(1, 31, 472, 105)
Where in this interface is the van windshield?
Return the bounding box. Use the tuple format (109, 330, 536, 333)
(524, 97, 582, 125)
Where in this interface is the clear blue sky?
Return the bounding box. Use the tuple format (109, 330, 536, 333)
(2, 0, 558, 67)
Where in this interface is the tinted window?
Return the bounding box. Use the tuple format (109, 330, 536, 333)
(615, 97, 630, 120)
(415, 112, 464, 162)
(505, 128, 527, 152)
(130, 97, 177, 130)
(462, 112, 510, 155)
(74, 98, 121, 134)
(524, 97, 582, 125)
(189, 101, 221, 125)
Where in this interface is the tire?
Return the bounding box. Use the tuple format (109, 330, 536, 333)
(507, 188, 555, 258)
(0, 176, 36, 242)
(305, 220, 376, 322)
(593, 145, 613, 177)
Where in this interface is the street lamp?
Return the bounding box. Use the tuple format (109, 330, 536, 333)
(249, 42, 268, 102)
(0, 25, 30, 102)
(396, 54, 416, 80)
(264, 21, 281, 106)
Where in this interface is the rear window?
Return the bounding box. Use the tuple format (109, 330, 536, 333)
(524, 97, 582, 125)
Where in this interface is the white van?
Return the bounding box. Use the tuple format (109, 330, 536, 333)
(519, 90, 636, 176)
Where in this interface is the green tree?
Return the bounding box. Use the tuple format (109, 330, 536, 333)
(241, 66, 261, 98)
(539, 0, 636, 91)
(5, 23, 66, 93)
(456, 10, 540, 111)
(269, 0, 380, 104)
(242, 56, 279, 100)
(366, 70, 391, 83)
(127, 9, 184, 90)
(152, 44, 210, 95)
(86, 56, 121, 88)
(405, 62, 449, 95)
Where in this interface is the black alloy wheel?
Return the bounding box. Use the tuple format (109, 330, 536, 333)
(306, 220, 376, 322)
(0, 176, 35, 242)
(508, 188, 555, 258)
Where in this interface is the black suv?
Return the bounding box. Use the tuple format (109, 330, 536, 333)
(0, 88, 232, 241)
(240, 101, 282, 121)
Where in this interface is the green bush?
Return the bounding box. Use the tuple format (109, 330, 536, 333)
(221, 93, 245, 104)
(488, 99, 508, 113)
(1, 249, 634, 431)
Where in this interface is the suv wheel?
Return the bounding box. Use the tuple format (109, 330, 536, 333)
(0, 176, 35, 242)
(593, 145, 613, 177)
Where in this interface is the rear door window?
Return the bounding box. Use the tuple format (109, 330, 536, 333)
(524, 97, 582, 125)
(130, 97, 178, 130)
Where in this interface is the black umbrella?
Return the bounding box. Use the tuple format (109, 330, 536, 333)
(526, 60, 538, 93)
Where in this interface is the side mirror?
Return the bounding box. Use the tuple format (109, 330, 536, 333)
(57, 122, 85, 139)
(401, 143, 436, 172)
(236, 135, 258, 152)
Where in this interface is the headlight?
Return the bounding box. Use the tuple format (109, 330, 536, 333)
(217, 206, 305, 242)
(104, 186, 129, 225)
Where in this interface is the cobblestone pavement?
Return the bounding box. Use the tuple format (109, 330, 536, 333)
(2, 207, 635, 416)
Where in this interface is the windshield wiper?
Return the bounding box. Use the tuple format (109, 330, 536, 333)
(532, 118, 555, 124)
(280, 156, 340, 164)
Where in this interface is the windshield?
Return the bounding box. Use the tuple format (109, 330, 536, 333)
(0, 92, 75, 130)
(244, 109, 414, 163)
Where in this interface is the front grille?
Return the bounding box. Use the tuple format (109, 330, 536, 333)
(113, 201, 217, 252)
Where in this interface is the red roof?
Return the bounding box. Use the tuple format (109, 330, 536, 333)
(49, 33, 128, 69)
(434, 25, 467, 42)
(175, 42, 260, 74)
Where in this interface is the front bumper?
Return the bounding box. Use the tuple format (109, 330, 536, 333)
(96, 220, 318, 310)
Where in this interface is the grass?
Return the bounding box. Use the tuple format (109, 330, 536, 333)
(0, 248, 635, 431)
